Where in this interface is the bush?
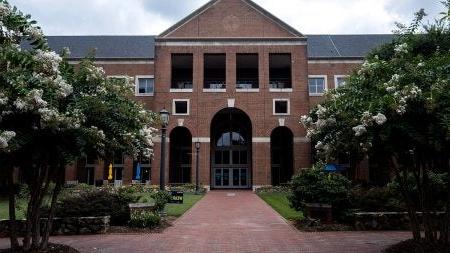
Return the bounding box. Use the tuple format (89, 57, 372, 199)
(289, 167, 351, 221)
(151, 191, 172, 212)
(46, 188, 138, 226)
(129, 211, 161, 228)
(351, 185, 405, 212)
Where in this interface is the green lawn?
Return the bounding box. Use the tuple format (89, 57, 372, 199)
(257, 192, 304, 221)
(165, 193, 204, 217)
(0, 198, 27, 220)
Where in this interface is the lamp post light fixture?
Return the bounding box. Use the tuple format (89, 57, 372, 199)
(195, 141, 201, 194)
(159, 109, 170, 191)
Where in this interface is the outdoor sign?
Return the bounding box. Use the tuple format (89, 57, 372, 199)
(170, 191, 184, 204)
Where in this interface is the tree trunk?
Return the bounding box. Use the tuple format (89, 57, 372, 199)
(391, 157, 422, 240)
(22, 167, 42, 251)
(7, 167, 19, 250)
(40, 168, 63, 250)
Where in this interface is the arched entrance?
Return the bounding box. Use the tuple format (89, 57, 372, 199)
(211, 108, 252, 189)
(271, 127, 294, 185)
(169, 127, 192, 184)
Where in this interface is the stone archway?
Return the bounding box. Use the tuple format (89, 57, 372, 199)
(169, 127, 192, 184)
(271, 127, 294, 185)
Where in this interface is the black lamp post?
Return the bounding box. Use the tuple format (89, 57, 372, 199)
(195, 141, 201, 194)
(159, 109, 170, 191)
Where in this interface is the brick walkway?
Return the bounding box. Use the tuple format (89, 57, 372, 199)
(0, 191, 410, 253)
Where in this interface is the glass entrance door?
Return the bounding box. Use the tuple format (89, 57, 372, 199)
(212, 133, 249, 188)
(211, 108, 252, 189)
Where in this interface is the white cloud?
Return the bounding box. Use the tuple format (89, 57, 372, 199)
(8, 0, 444, 35)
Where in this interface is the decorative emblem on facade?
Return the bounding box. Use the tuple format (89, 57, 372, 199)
(223, 15, 240, 32)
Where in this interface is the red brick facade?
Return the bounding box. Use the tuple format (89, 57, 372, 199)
(65, 0, 363, 188)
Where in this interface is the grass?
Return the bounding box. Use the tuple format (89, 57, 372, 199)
(0, 198, 27, 220)
(257, 192, 304, 221)
(164, 193, 204, 217)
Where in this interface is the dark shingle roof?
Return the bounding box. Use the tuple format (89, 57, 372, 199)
(24, 36, 155, 60)
(307, 34, 395, 59)
(25, 35, 395, 60)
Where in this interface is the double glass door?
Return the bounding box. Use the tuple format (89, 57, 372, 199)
(213, 141, 249, 188)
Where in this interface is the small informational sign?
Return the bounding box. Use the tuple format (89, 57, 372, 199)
(170, 191, 184, 204)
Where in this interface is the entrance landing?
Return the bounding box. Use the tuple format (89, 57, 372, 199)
(0, 191, 411, 252)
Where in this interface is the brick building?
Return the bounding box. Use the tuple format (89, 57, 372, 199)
(52, 0, 393, 189)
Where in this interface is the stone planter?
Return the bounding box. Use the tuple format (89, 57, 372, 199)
(353, 211, 445, 231)
(305, 203, 333, 223)
(0, 216, 110, 238)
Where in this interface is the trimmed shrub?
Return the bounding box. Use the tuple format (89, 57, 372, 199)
(46, 188, 137, 226)
(289, 167, 351, 221)
(129, 211, 161, 228)
(151, 191, 172, 212)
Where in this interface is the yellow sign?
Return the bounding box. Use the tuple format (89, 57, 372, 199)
(108, 163, 113, 180)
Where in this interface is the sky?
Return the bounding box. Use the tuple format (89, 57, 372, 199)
(8, 0, 445, 35)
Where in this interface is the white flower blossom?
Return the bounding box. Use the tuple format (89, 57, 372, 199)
(28, 89, 47, 108)
(13, 98, 26, 110)
(352, 125, 367, 137)
(361, 111, 373, 126)
(394, 43, 409, 54)
(0, 93, 8, 105)
(55, 76, 73, 98)
(373, 113, 387, 125)
(86, 65, 105, 81)
(0, 131, 16, 149)
(24, 26, 44, 40)
(417, 62, 425, 68)
(316, 105, 327, 118)
(0, 3, 10, 18)
(315, 141, 324, 150)
(33, 50, 62, 75)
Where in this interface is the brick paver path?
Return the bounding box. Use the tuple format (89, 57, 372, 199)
(0, 191, 410, 252)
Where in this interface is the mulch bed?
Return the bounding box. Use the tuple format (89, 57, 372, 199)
(108, 216, 176, 234)
(384, 239, 450, 253)
(0, 243, 80, 253)
(291, 220, 353, 232)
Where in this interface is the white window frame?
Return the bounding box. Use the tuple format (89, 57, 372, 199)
(273, 99, 290, 116)
(135, 75, 155, 97)
(172, 99, 190, 116)
(236, 88, 259, 93)
(203, 88, 226, 93)
(334, 75, 349, 89)
(308, 75, 328, 96)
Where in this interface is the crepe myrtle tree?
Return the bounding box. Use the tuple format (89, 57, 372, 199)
(0, 1, 158, 251)
(301, 5, 450, 245)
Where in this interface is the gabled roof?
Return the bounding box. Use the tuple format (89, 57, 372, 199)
(308, 34, 395, 59)
(21, 35, 396, 60)
(21, 36, 155, 60)
(158, 0, 304, 38)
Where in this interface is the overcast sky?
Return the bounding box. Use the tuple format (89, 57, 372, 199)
(8, 0, 444, 35)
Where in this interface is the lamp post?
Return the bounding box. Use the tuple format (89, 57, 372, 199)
(159, 109, 170, 191)
(195, 141, 201, 194)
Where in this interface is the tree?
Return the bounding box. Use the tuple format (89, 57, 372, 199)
(0, 1, 158, 251)
(301, 4, 450, 246)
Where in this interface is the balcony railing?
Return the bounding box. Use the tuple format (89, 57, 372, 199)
(204, 80, 226, 89)
(172, 80, 193, 89)
(270, 79, 291, 89)
(236, 79, 258, 89)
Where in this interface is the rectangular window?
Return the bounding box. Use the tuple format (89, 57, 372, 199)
(308, 76, 327, 95)
(135, 76, 154, 96)
(173, 99, 190, 115)
(172, 54, 193, 89)
(273, 99, 290, 115)
(236, 54, 259, 89)
(269, 54, 292, 89)
(204, 54, 226, 89)
(334, 75, 348, 88)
